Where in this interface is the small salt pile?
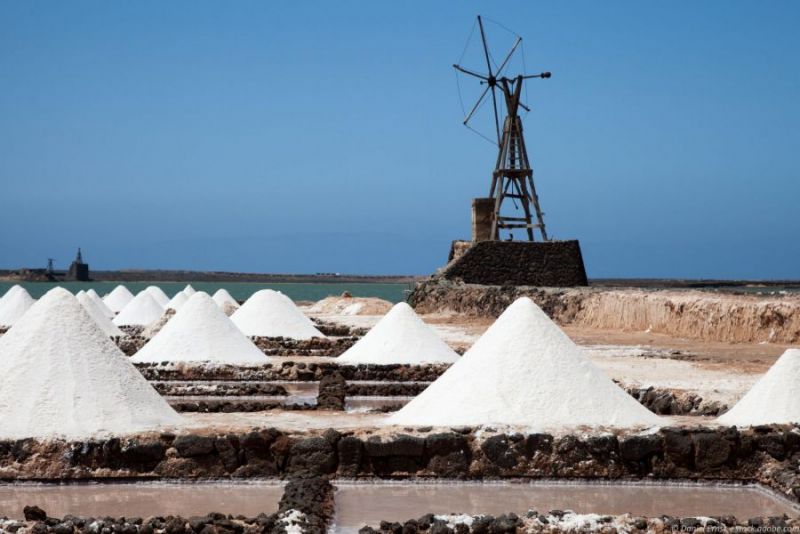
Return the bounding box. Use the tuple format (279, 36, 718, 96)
(145, 286, 170, 308)
(113, 290, 165, 327)
(132, 292, 267, 365)
(0, 287, 35, 328)
(231, 289, 325, 340)
(0, 284, 23, 305)
(212, 288, 240, 314)
(76, 291, 124, 337)
(182, 284, 196, 297)
(86, 289, 115, 319)
(0, 288, 183, 439)
(717, 348, 800, 426)
(103, 285, 134, 313)
(166, 291, 189, 311)
(388, 297, 661, 428)
(338, 302, 459, 365)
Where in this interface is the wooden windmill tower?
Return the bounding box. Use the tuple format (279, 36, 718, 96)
(454, 16, 551, 242)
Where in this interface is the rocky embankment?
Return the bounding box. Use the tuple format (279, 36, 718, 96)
(410, 279, 800, 344)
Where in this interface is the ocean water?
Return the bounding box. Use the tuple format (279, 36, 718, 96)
(0, 281, 411, 303)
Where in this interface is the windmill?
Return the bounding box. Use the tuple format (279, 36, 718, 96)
(454, 16, 551, 242)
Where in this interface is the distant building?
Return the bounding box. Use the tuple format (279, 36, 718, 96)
(65, 248, 90, 281)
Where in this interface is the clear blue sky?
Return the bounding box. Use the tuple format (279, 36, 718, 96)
(1, 1, 798, 278)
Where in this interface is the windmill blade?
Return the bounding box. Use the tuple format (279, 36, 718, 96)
(463, 84, 492, 125)
(477, 16, 494, 77)
(453, 64, 489, 81)
(495, 37, 522, 78)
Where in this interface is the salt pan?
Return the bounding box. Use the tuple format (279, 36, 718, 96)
(337, 302, 459, 365)
(103, 285, 134, 313)
(0, 288, 183, 439)
(716, 348, 800, 426)
(132, 292, 267, 365)
(388, 297, 661, 429)
(113, 291, 165, 327)
(0, 287, 35, 327)
(231, 289, 324, 340)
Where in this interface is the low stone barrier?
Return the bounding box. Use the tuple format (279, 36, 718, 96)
(1, 426, 798, 503)
(251, 336, 357, 357)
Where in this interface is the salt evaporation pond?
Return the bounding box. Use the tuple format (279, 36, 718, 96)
(332, 481, 800, 532)
(0, 481, 284, 519)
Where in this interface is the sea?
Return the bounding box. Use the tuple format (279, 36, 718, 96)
(0, 281, 412, 303)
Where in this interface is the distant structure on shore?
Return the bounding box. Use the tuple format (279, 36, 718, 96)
(442, 15, 587, 287)
(65, 248, 90, 282)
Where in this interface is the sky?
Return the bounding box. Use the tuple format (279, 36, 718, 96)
(1, 1, 798, 279)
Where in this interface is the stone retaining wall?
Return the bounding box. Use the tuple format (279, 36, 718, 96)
(1, 426, 798, 503)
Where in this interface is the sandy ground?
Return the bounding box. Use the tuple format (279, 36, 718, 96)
(310, 310, 790, 407)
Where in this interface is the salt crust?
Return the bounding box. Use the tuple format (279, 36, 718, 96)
(337, 302, 459, 365)
(388, 297, 661, 429)
(717, 348, 800, 426)
(231, 289, 325, 340)
(0, 288, 183, 439)
(132, 292, 267, 365)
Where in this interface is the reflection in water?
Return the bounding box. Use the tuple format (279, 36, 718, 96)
(0, 482, 284, 519)
(332, 482, 800, 532)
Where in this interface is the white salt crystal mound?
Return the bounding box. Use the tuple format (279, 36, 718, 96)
(182, 284, 196, 297)
(0, 288, 183, 440)
(0, 287, 35, 327)
(717, 348, 800, 426)
(132, 292, 268, 365)
(87, 290, 115, 319)
(0, 284, 24, 305)
(113, 291, 165, 327)
(337, 302, 459, 365)
(231, 289, 325, 340)
(103, 285, 134, 313)
(166, 291, 189, 311)
(212, 288, 239, 310)
(388, 297, 661, 429)
(145, 286, 170, 308)
(76, 291, 124, 338)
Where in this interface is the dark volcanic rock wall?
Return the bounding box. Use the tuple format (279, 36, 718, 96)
(441, 240, 588, 287)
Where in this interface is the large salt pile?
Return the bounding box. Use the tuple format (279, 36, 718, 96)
(86, 289, 115, 319)
(132, 292, 267, 365)
(166, 291, 189, 311)
(145, 286, 170, 308)
(212, 288, 240, 313)
(231, 289, 325, 340)
(338, 302, 459, 365)
(0, 288, 183, 439)
(0, 287, 35, 328)
(113, 290, 165, 327)
(716, 349, 800, 426)
(388, 297, 661, 429)
(76, 291, 124, 337)
(103, 285, 134, 313)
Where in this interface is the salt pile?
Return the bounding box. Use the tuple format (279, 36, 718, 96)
(716, 348, 800, 426)
(145, 286, 170, 307)
(132, 292, 267, 365)
(0, 287, 35, 327)
(0, 284, 23, 305)
(0, 288, 183, 439)
(103, 285, 134, 313)
(166, 291, 188, 311)
(113, 290, 165, 327)
(86, 289, 115, 319)
(212, 288, 240, 313)
(232, 289, 325, 340)
(182, 284, 196, 297)
(337, 302, 459, 365)
(388, 297, 661, 428)
(76, 291, 124, 337)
